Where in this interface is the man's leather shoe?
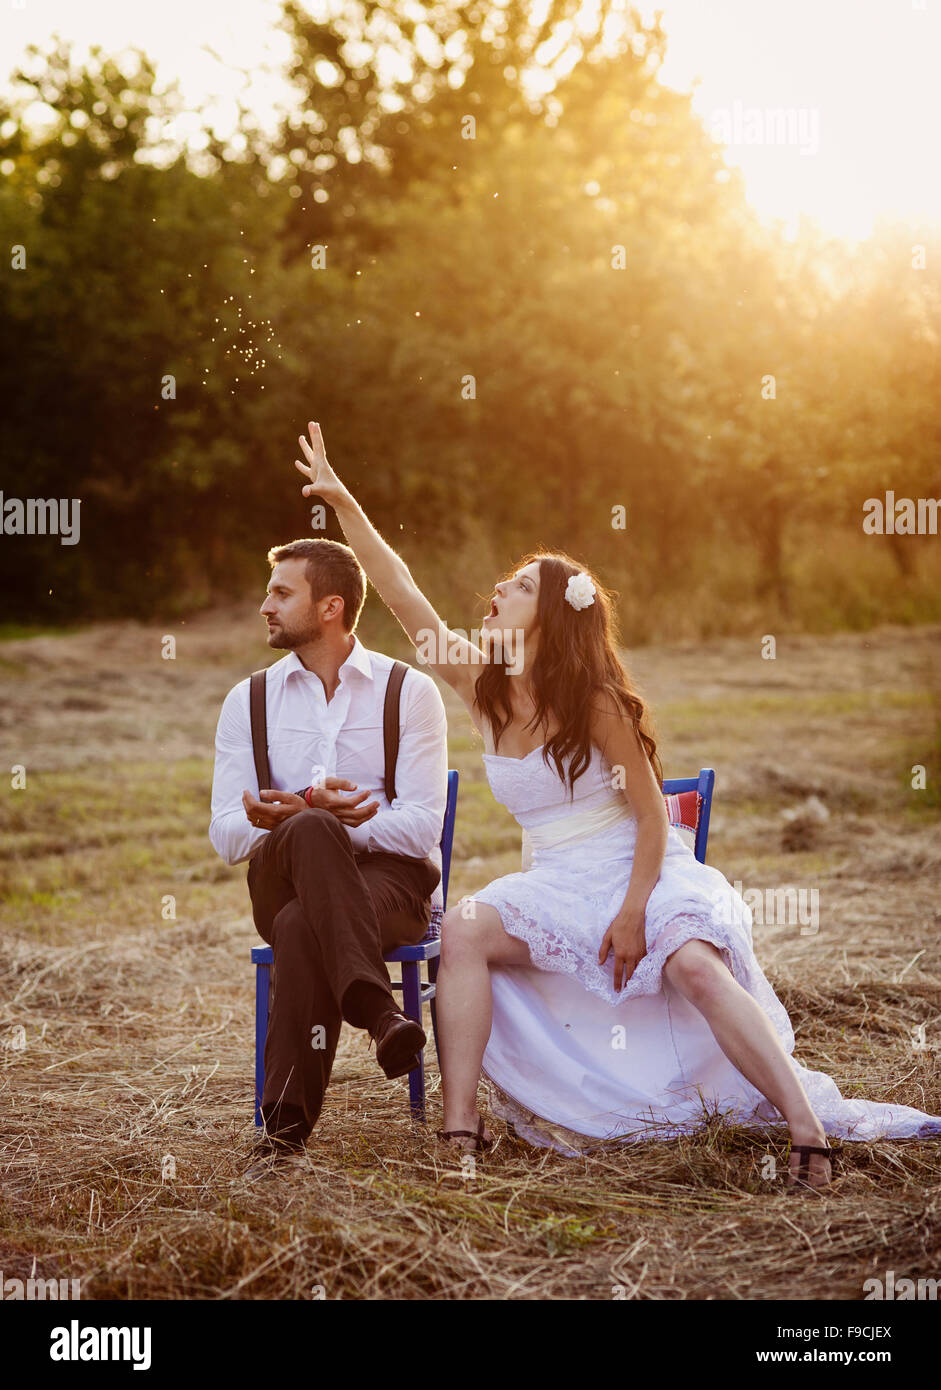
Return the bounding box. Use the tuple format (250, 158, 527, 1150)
(370, 1009, 426, 1079)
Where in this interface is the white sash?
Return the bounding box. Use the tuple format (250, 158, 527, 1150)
(523, 797, 633, 854)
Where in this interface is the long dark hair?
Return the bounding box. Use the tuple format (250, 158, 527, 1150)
(473, 550, 662, 798)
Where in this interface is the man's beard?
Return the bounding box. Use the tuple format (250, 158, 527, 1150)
(266, 616, 322, 649)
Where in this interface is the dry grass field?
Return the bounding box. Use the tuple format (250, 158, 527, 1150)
(1, 606, 940, 1300)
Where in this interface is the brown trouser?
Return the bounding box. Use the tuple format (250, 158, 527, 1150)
(247, 807, 440, 1145)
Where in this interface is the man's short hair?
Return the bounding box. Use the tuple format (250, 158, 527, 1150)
(267, 538, 366, 632)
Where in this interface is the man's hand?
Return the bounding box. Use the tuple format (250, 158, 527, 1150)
(306, 777, 380, 826)
(598, 909, 648, 991)
(242, 788, 308, 830)
(242, 779, 380, 832)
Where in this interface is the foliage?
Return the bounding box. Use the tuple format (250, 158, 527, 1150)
(0, 5, 938, 630)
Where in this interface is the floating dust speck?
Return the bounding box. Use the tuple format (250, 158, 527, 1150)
(215, 295, 288, 389)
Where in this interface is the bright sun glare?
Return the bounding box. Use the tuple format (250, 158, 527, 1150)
(3, 0, 940, 242)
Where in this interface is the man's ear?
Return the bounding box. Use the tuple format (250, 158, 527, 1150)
(320, 594, 345, 625)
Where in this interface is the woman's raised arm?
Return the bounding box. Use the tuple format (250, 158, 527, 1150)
(295, 421, 485, 710)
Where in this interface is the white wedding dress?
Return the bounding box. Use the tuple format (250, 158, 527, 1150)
(467, 743, 941, 1155)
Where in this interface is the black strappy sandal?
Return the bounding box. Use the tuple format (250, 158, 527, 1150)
(786, 1141, 839, 1195)
(436, 1115, 494, 1154)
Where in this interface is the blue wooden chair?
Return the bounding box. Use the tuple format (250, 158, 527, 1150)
(662, 768, 715, 863)
(251, 769, 459, 1127)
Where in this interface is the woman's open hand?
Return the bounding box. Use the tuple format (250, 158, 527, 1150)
(295, 421, 347, 504)
(598, 909, 648, 991)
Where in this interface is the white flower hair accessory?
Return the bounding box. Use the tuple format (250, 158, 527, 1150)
(564, 571, 596, 611)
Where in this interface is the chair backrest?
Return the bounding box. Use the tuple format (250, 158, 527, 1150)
(439, 770, 459, 909)
(662, 768, 715, 864)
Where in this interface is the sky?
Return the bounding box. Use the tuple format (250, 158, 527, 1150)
(2, 0, 940, 241)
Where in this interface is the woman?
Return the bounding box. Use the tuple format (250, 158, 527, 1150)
(294, 421, 941, 1192)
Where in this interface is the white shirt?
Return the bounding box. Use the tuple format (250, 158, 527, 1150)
(209, 636, 449, 899)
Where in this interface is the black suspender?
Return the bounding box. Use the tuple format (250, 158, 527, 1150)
(382, 660, 408, 803)
(249, 668, 270, 792)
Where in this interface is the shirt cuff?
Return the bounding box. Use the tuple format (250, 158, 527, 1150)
(345, 819, 373, 852)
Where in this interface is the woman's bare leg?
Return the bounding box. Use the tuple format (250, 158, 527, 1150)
(436, 901, 532, 1147)
(662, 939, 832, 1189)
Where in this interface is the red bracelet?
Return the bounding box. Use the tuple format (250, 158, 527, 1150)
(304, 786, 315, 807)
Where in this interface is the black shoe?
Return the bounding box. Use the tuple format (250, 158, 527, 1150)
(370, 1009, 426, 1080)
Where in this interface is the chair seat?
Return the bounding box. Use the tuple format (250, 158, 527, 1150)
(385, 936, 441, 962)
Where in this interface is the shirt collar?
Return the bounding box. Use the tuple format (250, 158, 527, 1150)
(283, 634, 374, 686)
(343, 633, 374, 683)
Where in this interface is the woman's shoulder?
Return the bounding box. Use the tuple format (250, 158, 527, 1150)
(586, 685, 627, 725)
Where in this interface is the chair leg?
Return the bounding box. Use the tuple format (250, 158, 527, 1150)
(407, 1051, 427, 1123)
(400, 961, 426, 1123)
(254, 962, 270, 1128)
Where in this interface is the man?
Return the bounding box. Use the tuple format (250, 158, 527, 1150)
(209, 538, 448, 1172)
